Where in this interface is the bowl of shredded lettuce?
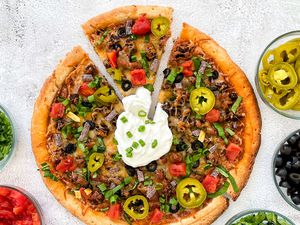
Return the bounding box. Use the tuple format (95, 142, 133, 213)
(225, 209, 295, 225)
(0, 104, 16, 171)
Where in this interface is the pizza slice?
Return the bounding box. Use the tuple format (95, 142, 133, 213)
(158, 23, 262, 224)
(82, 5, 173, 96)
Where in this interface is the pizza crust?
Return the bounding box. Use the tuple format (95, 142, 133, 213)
(180, 23, 262, 200)
(82, 5, 173, 36)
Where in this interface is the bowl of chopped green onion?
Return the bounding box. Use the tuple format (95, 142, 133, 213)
(0, 104, 16, 171)
(225, 209, 295, 225)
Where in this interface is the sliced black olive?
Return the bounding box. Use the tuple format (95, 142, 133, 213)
(209, 86, 218, 91)
(176, 141, 189, 152)
(275, 155, 284, 168)
(285, 161, 292, 170)
(146, 161, 158, 172)
(64, 143, 76, 154)
(125, 165, 136, 177)
(296, 152, 300, 159)
(292, 160, 300, 169)
(275, 168, 287, 178)
(81, 101, 93, 108)
(110, 43, 122, 51)
(84, 120, 95, 130)
(289, 173, 300, 184)
(291, 195, 300, 205)
(192, 160, 200, 168)
(170, 204, 180, 213)
(287, 187, 297, 196)
(288, 134, 299, 146)
(117, 27, 127, 38)
(174, 73, 184, 83)
(121, 80, 132, 92)
(163, 68, 171, 78)
(279, 180, 291, 189)
(191, 140, 204, 151)
(296, 138, 300, 149)
(211, 70, 219, 80)
(229, 93, 238, 101)
(280, 145, 292, 155)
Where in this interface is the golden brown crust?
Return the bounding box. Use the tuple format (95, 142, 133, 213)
(180, 23, 262, 200)
(82, 5, 173, 36)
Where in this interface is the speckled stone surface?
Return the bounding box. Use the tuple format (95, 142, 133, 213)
(0, 0, 300, 224)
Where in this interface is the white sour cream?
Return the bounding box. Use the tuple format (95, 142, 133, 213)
(115, 87, 172, 167)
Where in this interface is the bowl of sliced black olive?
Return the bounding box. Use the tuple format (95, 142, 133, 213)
(273, 129, 300, 211)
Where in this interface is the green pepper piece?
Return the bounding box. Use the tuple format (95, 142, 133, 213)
(258, 69, 270, 86)
(268, 62, 298, 89)
(124, 195, 149, 220)
(88, 153, 104, 173)
(273, 85, 300, 110)
(207, 181, 230, 198)
(166, 68, 178, 84)
(262, 50, 276, 70)
(231, 96, 243, 113)
(274, 42, 300, 63)
(140, 51, 150, 78)
(94, 86, 117, 106)
(217, 165, 239, 193)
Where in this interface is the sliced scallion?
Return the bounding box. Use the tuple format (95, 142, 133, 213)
(231, 96, 242, 113)
(138, 139, 146, 147)
(138, 110, 147, 118)
(152, 139, 158, 148)
(138, 125, 146, 132)
(126, 131, 133, 138)
(120, 116, 128, 123)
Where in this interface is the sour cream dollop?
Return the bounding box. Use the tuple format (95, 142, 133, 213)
(115, 87, 172, 167)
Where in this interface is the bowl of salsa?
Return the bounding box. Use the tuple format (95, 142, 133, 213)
(0, 185, 43, 225)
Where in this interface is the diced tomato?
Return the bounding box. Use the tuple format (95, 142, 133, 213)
(169, 163, 186, 177)
(9, 191, 28, 207)
(205, 109, 220, 123)
(79, 82, 96, 97)
(107, 203, 121, 220)
(150, 208, 164, 223)
(0, 187, 11, 197)
(14, 220, 33, 225)
(0, 200, 12, 210)
(202, 174, 219, 194)
(31, 213, 41, 225)
(132, 15, 151, 35)
(50, 102, 65, 119)
(130, 69, 147, 86)
(13, 206, 24, 215)
(55, 156, 76, 172)
(226, 142, 241, 162)
(107, 51, 117, 68)
(182, 60, 194, 77)
(0, 209, 15, 220)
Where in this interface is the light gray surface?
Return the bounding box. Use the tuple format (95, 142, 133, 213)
(0, 0, 300, 224)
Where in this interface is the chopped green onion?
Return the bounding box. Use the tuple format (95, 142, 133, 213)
(145, 119, 155, 124)
(62, 99, 70, 106)
(113, 137, 118, 145)
(169, 197, 178, 206)
(124, 177, 132, 185)
(39, 163, 58, 181)
(130, 55, 137, 62)
(166, 68, 178, 84)
(121, 116, 128, 123)
(138, 139, 146, 147)
(130, 34, 137, 40)
(131, 180, 139, 190)
(195, 71, 203, 88)
(132, 141, 139, 149)
(151, 139, 158, 148)
(77, 126, 83, 132)
(126, 131, 133, 138)
(207, 181, 230, 198)
(140, 51, 150, 78)
(159, 196, 166, 204)
(126, 147, 133, 158)
(192, 57, 201, 71)
(144, 84, 154, 92)
(213, 123, 228, 144)
(95, 30, 109, 46)
(231, 96, 243, 113)
(143, 179, 153, 186)
(154, 182, 163, 190)
(204, 161, 212, 170)
(113, 153, 122, 161)
(144, 34, 150, 43)
(138, 110, 147, 117)
(172, 136, 180, 145)
(225, 128, 235, 136)
(138, 125, 146, 132)
(217, 165, 239, 193)
(98, 183, 107, 193)
(87, 95, 94, 103)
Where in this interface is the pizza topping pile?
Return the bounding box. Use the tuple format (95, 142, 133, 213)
(88, 15, 171, 95)
(39, 12, 249, 224)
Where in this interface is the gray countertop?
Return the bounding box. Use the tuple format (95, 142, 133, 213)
(0, 0, 299, 224)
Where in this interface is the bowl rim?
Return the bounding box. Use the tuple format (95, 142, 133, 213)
(255, 30, 300, 120)
(0, 104, 17, 172)
(225, 209, 296, 225)
(0, 185, 44, 224)
(272, 128, 300, 211)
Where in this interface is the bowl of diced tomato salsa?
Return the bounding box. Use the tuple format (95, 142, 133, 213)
(0, 186, 43, 225)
